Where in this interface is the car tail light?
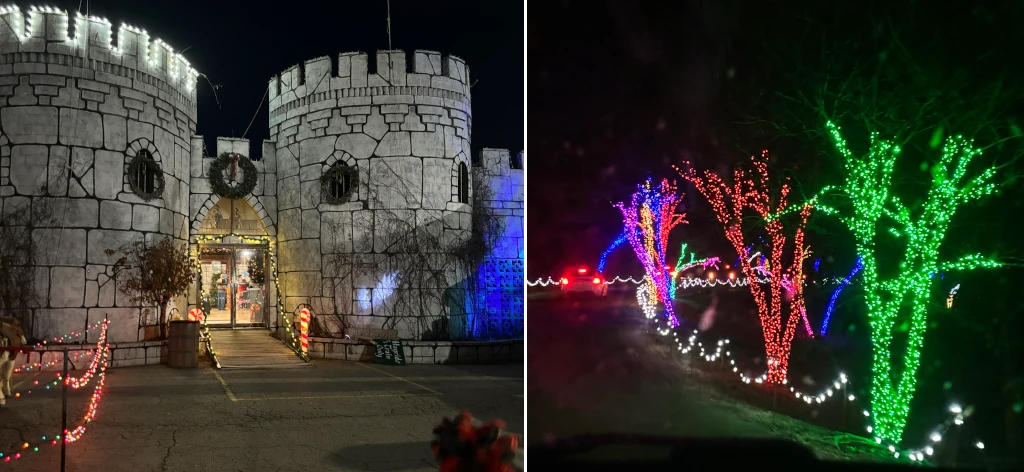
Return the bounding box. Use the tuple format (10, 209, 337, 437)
(592, 277, 602, 285)
(560, 277, 569, 285)
(577, 267, 588, 274)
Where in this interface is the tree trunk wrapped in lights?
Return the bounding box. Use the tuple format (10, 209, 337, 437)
(805, 121, 1003, 445)
(677, 151, 812, 385)
(613, 179, 688, 327)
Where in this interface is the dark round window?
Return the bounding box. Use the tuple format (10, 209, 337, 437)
(321, 162, 358, 204)
(127, 149, 165, 201)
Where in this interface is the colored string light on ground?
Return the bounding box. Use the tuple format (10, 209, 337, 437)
(946, 284, 960, 309)
(677, 151, 813, 385)
(62, 320, 110, 390)
(0, 320, 110, 463)
(820, 257, 863, 336)
(614, 179, 689, 327)
(35, 320, 104, 348)
(14, 350, 92, 374)
(811, 121, 1003, 444)
(639, 282, 850, 403)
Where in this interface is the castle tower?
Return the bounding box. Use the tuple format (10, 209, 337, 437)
(268, 50, 473, 337)
(0, 7, 197, 342)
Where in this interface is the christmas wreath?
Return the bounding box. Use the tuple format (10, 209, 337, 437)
(209, 152, 258, 199)
(431, 411, 520, 472)
(320, 163, 359, 204)
(126, 152, 165, 201)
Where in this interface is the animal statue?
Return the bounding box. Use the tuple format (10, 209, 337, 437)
(0, 317, 27, 407)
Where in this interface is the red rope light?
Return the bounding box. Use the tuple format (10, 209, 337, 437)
(676, 151, 812, 385)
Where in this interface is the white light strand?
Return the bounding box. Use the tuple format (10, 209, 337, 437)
(638, 283, 851, 402)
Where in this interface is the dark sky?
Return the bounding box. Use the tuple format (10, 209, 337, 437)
(62, 0, 523, 158)
(528, 0, 1024, 278)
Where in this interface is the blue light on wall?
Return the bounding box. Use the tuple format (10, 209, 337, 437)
(356, 271, 400, 311)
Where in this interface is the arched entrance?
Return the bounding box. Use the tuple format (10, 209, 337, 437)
(194, 198, 271, 328)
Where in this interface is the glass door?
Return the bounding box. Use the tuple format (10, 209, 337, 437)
(200, 245, 235, 326)
(199, 244, 268, 327)
(234, 247, 267, 326)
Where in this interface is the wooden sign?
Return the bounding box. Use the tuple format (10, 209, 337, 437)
(373, 339, 406, 365)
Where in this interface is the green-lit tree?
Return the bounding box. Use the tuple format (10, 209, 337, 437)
(804, 121, 1004, 445)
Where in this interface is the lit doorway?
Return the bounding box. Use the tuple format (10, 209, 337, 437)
(194, 197, 272, 328)
(199, 244, 269, 327)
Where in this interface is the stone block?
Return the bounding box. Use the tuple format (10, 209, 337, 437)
(127, 120, 153, 143)
(278, 208, 301, 241)
(91, 307, 139, 344)
(1, 106, 58, 144)
(94, 150, 125, 200)
(132, 204, 160, 231)
(9, 145, 48, 195)
(278, 239, 322, 272)
(335, 133, 375, 159)
(33, 228, 87, 266)
(375, 131, 411, 157)
(369, 157, 422, 208)
(320, 211, 352, 253)
(301, 209, 321, 239)
(50, 267, 86, 307)
(100, 200, 132, 229)
(298, 135, 335, 167)
(87, 229, 141, 265)
(58, 109, 103, 148)
(411, 128, 445, 157)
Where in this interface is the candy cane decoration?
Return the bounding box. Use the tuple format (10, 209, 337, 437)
(298, 307, 310, 355)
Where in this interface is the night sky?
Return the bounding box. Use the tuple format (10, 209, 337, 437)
(528, 0, 1024, 278)
(60, 0, 523, 159)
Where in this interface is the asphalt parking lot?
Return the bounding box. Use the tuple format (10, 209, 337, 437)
(0, 360, 523, 471)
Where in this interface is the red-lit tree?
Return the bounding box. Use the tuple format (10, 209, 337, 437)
(676, 151, 812, 385)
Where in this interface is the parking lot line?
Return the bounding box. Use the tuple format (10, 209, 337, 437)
(212, 369, 239, 401)
(358, 362, 442, 395)
(231, 392, 442, 401)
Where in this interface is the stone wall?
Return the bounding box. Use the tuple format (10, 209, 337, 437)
(19, 339, 168, 371)
(0, 7, 197, 343)
(469, 149, 524, 339)
(268, 50, 474, 339)
(307, 337, 523, 365)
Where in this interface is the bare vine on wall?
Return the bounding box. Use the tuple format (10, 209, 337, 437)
(0, 189, 56, 336)
(319, 159, 505, 341)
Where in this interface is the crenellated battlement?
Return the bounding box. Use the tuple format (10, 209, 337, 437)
(0, 5, 198, 100)
(267, 49, 471, 119)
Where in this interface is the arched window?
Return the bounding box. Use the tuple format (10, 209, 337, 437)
(458, 162, 469, 204)
(127, 149, 164, 201)
(321, 162, 357, 204)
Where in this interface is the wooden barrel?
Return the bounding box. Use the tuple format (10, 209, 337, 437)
(167, 320, 200, 368)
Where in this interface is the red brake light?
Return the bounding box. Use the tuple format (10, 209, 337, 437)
(560, 277, 569, 285)
(592, 277, 602, 285)
(577, 267, 588, 274)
